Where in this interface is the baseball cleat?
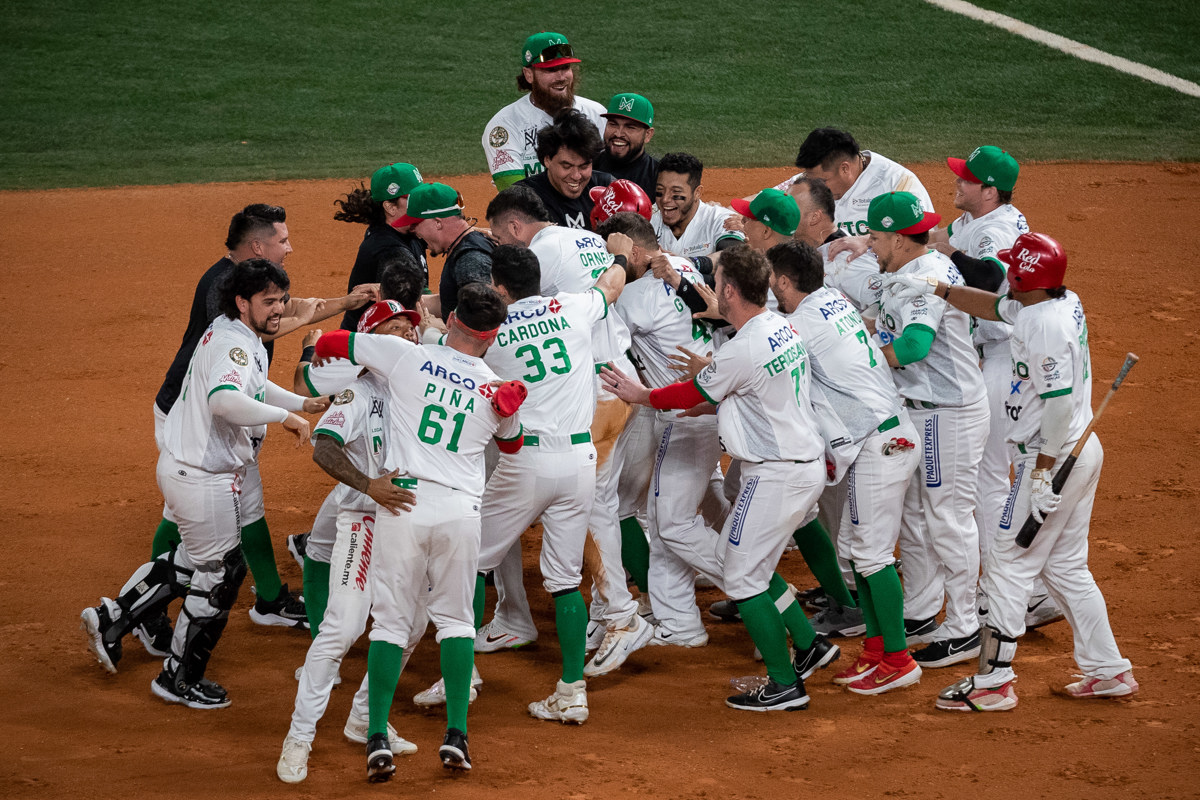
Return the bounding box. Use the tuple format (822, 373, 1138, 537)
(648, 625, 709, 648)
(528, 679, 589, 724)
(439, 728, 472, 771)
(132, 612, 174, 658)
(912, 631, 982, 669)
(473, 619, 535, 653)
(793, 634, 841, 680)
(903, 615, 939, 646)
(366, 733, 395, 783)
(276, 735, 311, 783)
(832, 651, 882, 685)
(936, 676, 1017, 712)
(344, 715, 417, 755)
(583, 613, 653, 678)
(847, 656, 922, 695)
(811, 601, 866, 638)
(150, 668, 231, 709)
(725, 678, 810, 712)
(286, 532, 310, 570)
(249, 583, 309, 629)
(413, 667, 482, 708)
(585, 619, 606, 653)
(708, 599, 742, 622)
(1024, 594, 1066, 631)
(1054, 670, 1139, 700)
(81, 599, 122, 673)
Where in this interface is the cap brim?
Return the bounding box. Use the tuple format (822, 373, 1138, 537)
(946, 157, 981, 183)
(897, 211, 941, 235)
(588, 185, 607, 202)
(600, 113, 649, 126)
(391, 214, 422, 229)
(996, 247, 1014, 267)
(730, 198, 755, 219)
(533, 57, 580, 68)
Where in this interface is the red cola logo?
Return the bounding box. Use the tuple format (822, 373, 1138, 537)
(1014, 247, 1041, 272)
(354, 515, 375, 590)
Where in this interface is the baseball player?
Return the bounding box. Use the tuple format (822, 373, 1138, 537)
(653, 152, 746, 258)
(767, 241, 922, 694)
(276, 301, 423, 784)
(868, 192, 989, 669)
(588, 178, 653, 230)
(515, 109, 614, 230)
(593, 93, 658, 199)
(83, 259, 326, 708)
(335, 162, 428, 331)
(483, 32, 605, 191)
(602, 246, 830, 711)
(313, 284, 526, 779)
(881, 232, 1138, 709)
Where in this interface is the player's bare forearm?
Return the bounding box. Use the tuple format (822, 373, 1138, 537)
(310, 285, 379, 323)
(313, 435, 370, 494)
(940, 283, 1002, 320)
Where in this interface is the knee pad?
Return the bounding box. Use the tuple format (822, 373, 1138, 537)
(114, 548, 193, 631)
(978, 625, 1018, 674)
(208, 546, 248, 611)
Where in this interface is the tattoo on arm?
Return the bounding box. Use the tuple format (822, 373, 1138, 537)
(312, 434, 369, 494)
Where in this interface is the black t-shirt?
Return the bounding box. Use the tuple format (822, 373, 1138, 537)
(155, 256, 275, 414)
(340, 223, 428, 331)
(517, 170, 614, 231)
(438, 230, 495, 321)
(593, 151, 658, 201)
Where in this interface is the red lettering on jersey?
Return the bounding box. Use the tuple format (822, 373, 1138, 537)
(354, 515, 375, 590)
(323, 410, 346, 427)
(219, 369, 243, 387)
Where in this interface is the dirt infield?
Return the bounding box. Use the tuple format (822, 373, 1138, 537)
(1, 163, 1197, 799)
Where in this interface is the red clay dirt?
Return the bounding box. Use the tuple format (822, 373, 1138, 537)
(1, 163, 1197, 799)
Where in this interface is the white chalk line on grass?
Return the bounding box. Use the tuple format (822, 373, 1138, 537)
(924, 0, 1200, 99)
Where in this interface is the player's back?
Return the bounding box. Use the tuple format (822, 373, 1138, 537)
(836, 151, 933, 237)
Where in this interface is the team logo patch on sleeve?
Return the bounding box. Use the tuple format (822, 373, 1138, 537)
(1041, 357, 1057, 372)
(489, 126, 509, 147)
(333, 389, 355, 405)
(228, 347, 248, 366)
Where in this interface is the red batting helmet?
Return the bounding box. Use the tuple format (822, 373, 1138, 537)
(999, 233, 1067, 292)
(357, 300, 421, 333)
(588, 179, 652, 229)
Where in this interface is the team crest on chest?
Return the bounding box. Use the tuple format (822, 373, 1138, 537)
(333, 389, 355, 405)
(228, 347, 248, 366)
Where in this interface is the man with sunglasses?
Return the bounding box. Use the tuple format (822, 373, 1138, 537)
(483, 32, 606, 192)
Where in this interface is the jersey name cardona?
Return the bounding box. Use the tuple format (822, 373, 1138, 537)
(497, 315, 572, 346)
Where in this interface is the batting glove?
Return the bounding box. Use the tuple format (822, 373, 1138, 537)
(881, 273, 939, 304)
(1029, 468, 1061, 523)
(491, 380, 527, 418)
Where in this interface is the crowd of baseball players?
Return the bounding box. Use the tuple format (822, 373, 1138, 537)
(79, 31, 1139, 784)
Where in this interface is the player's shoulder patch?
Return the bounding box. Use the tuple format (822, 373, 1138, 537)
(228, 347, 248, 366)
(333, 388, 355, 405)
(489, 126, 509, 147)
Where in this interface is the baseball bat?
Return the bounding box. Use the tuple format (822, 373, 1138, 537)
(1014, 353, 1138, 548)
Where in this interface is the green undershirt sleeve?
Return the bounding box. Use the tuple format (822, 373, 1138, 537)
(891, 323, 936, 366)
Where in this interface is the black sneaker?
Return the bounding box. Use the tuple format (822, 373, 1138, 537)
(366, 733, 395, 783)
(707, 599, 741, 622)
(439, 728, 472, 771)
(793, 634, 841, 680)
(912, 631, 981, 669)
(150, 668, 231, 709)
(726, 678, 810, 712)
(133, 611, 174, 658)
(904, 615, 939, 646)
(287, 533, 309, 570)
(249, 583, 309, 629)
(194, 676, 228, 703)
(81, 599, 122, 673)
(798, 586, 828, 611)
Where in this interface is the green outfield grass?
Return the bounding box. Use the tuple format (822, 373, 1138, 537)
(1, 0, 1197, 189)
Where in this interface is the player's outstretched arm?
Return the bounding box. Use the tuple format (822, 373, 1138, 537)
(293, 329, 321, 395)
(312, 436, 415, 515)
(881, 273, 1002, 320)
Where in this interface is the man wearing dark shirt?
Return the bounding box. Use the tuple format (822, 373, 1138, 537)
(593, 93, 658, 201)
(516, 109, 613, 231)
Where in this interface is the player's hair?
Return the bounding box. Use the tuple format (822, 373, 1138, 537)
(903, 231, 930, 246)
(490, 245, 542, 301)
(790, 176, 836, 220)
(594, 212, 657, 249)
(225, 204, 286, 251)
(536, 109, 604, 164)
(794, 128, 861, 171)
(378, 250, 424, 309)
(455, 282, 508, 331)
(486, 185, 554, 225)
(333, 184, 384, 226)
(657, 152, 703, 188)
(996, 188, 1013, 204)
(218, 258, 290, 319)
(766, 241, 824, 294)
(1046, 286, 1067, 298)
(716, 245, 769, 307)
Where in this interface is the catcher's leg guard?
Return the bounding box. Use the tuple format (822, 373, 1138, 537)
(173, 547, 247, 685)
(977, 625, 1017, 675)
(108, 547, 193, 645)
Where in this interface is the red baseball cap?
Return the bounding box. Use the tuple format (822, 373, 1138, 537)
(357, 300, 421, 333)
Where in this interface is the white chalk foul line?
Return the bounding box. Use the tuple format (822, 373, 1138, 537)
(924, 0, 1200, 99)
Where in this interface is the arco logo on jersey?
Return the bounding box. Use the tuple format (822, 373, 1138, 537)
(418, 360, 478, 390)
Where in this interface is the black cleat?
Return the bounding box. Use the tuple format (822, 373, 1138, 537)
(439, 728, 472, 771)
(249, 583, 309, 629)
(366, 733, 395, 783)
(793, 633, 841, 680)
(81, 599, 123, 673)
(133, 611, 174, 657)
(726, 678, 810, 712)
(150, 667, 231, 709)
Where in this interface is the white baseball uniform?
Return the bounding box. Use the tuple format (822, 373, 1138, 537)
(651, 203, 746, 258)
(482, 94, 606, 187)
(975, 290, 1131, 686)
(877, 251, 988, 639)
(821, 241, 885, 319)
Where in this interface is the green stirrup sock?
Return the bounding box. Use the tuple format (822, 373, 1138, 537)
(553, 590, 587, 683)
(473, 573, 487, 631)
(240, 517, 282, 603)
(367, 640, 404, 737)
(619, 516, 650, 592)
(151, 518, 181, 559)
(302, 556, 331, 638)
(768, 572, 815, 650)
(792, 519, 855, 607)
(440, 637, 474, 733)
(851, 566, 881, 639)
(863, 564, 907, 653)
(737, 592, 795, 686)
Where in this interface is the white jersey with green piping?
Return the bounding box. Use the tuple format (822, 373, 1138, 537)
(482, 94, 605, 186)
(948, 203, 1029, 347)
(313, 372, 388, 514)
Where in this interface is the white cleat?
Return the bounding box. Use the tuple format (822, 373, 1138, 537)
(529, 679, 589, 724)
(583, 614, 653, 677)
(276, 735, 311, 783)
(474, 619, 535, 653)
(413, 666, 483, 708)
(343, 715, 417, 755)
(648, 624, 709, 648)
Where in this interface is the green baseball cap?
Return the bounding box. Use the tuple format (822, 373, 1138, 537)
(521, 32, 580, 69)
(370, 163, 422, 202)
(602, 93, 654, 127)
(947, 146, 1019, 191)
(866, 191, 941, 234)
(390, 182, 463, 229)
(730, 188, 800, 236)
